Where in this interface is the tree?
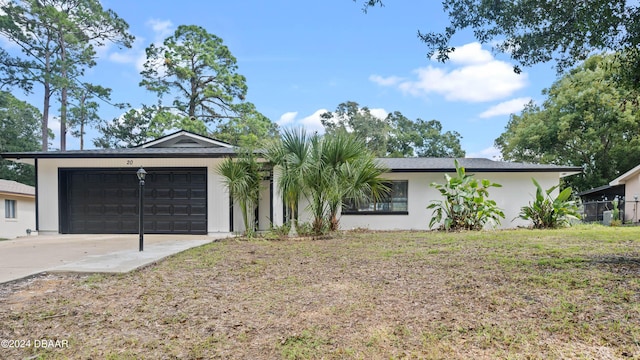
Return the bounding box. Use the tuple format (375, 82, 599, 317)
(49, 0, 133, 151)
(361, 0, 640, 86)
(212, 102, 279, 148)
(265, 128, 312, 236)
(217, 151, 262, 237)
(94, 106, 159, 148)
(0, 0, 133, 151)
(495, 55, 640, 192)
(321, 101, 465, 157)
(321, 101, 389, 156)
(0, 91, 43, 185)
(140, 25, 248, 131)
(68, 84, 119, 150)
(386, 111, 465, 157)
(320, 131, 389, 231)
(268, 128, 388, 235)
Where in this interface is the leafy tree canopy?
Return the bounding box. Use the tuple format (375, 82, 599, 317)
(0, 91, 43, 185)
(321, 101, 464, 157)
(140, 24, 247, 126)
(360, 1, 640, 89)
(211, 102, 279, 148)
(0, 0, 133, 151)
(495, 54, 640, 192)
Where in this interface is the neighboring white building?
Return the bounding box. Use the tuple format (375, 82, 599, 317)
(1, 130, 581, 235)
(0, 179, 36, 239)
(609, 164, 640, 223)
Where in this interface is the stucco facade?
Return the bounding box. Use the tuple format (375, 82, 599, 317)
(36, 157, 230, 235)
(272, 170, 562, 231)
(610, 164, 640, 223)
(0, 180, 36, 239)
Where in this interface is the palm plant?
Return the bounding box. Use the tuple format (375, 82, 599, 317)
(265, 128, 311, 236)
(322, 132, 389, 231)
(217, 152, 262, 237)
(268, 129, 388, 235)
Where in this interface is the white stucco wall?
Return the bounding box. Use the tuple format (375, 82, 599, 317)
(36, 157, 230, 234)
(337, 171, 561, 231)
(1, 194, 36, 239)
(269, 169, 562, 231)
(622, 174, 640, 222)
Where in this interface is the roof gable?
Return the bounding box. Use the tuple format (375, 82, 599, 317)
(610, 163, 640, 185)
(139, 130, 234, 149)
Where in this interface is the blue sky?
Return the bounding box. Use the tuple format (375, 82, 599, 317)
(8, 0, 561, 157)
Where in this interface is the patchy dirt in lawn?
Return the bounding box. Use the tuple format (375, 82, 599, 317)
(1, 227, 639, 359)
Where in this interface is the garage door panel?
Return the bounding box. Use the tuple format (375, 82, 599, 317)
(174, 205, 189, 215)
(191, 221, 207, 232)
(121, 204, 137, 216)
(192, 205, 206, 215)
(60, 168, 207, 234)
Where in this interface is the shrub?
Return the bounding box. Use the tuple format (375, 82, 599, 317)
(612, 198, 620, 221)
(427, 160, 505, 231)
(518, 178, 581, 229)
(269, 222, 291, 239)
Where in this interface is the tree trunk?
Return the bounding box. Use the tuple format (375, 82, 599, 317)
(60, 40, 67, 151)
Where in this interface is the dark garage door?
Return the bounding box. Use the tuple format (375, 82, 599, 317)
(59, 168, 207, 234)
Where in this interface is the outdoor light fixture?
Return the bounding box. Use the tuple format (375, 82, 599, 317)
(137, 167, 147, 251)
(634, 194, 639, 224)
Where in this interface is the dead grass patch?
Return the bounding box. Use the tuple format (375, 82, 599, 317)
(1, 225, 639, 359)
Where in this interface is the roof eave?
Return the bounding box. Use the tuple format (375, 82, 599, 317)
(1, 152, 237, 159)
(388, 167, 582, 174)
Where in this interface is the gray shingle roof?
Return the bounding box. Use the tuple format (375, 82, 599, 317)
(0, 179, 35, 196)
(378, 157, 582, 173)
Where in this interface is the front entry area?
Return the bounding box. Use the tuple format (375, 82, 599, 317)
(58, 168, 207, 234)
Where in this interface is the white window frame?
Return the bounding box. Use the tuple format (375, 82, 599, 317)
(5, 199, 16, 219)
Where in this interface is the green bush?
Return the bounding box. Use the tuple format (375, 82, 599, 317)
(427, 160, 505, 231)
(518, 178, 581, 229)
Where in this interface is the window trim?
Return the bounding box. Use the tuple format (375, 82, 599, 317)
(342, 180, 409, 215)
(5, 199, 17, 219)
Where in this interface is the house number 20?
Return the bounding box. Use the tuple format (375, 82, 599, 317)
(126, 160, 134, 165)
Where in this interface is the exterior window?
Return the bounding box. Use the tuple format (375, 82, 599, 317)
(5, 199, 16, 219)
(343, 180, 408, 214)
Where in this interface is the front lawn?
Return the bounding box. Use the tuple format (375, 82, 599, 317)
(1, 225, 639, 359)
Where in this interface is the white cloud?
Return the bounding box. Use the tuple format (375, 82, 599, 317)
(278, 107, 388, 134)
(466, 146, 503, 160)
(147, 19, 174, 40)
(447, 42, 494, 65)
(369, 74, 403, 86)
(108, 19, 174, 72)
(300, 109, 329, 134)
(373, 42, 528, 103)
(275, 109, 328, 134)
(479, 97, 532, 118)
(369, 108, 388, 120)
(277, 111, 298, 126)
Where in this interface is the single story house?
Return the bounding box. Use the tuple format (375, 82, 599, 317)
(0, 130, 581, 235)
(0, 179, 36, 239)
(609, 164, 640, 223)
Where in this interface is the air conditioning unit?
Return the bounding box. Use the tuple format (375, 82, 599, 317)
(603, 210, 612, 226)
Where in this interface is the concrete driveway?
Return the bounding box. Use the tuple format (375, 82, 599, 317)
(0, 233, 230, 284)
